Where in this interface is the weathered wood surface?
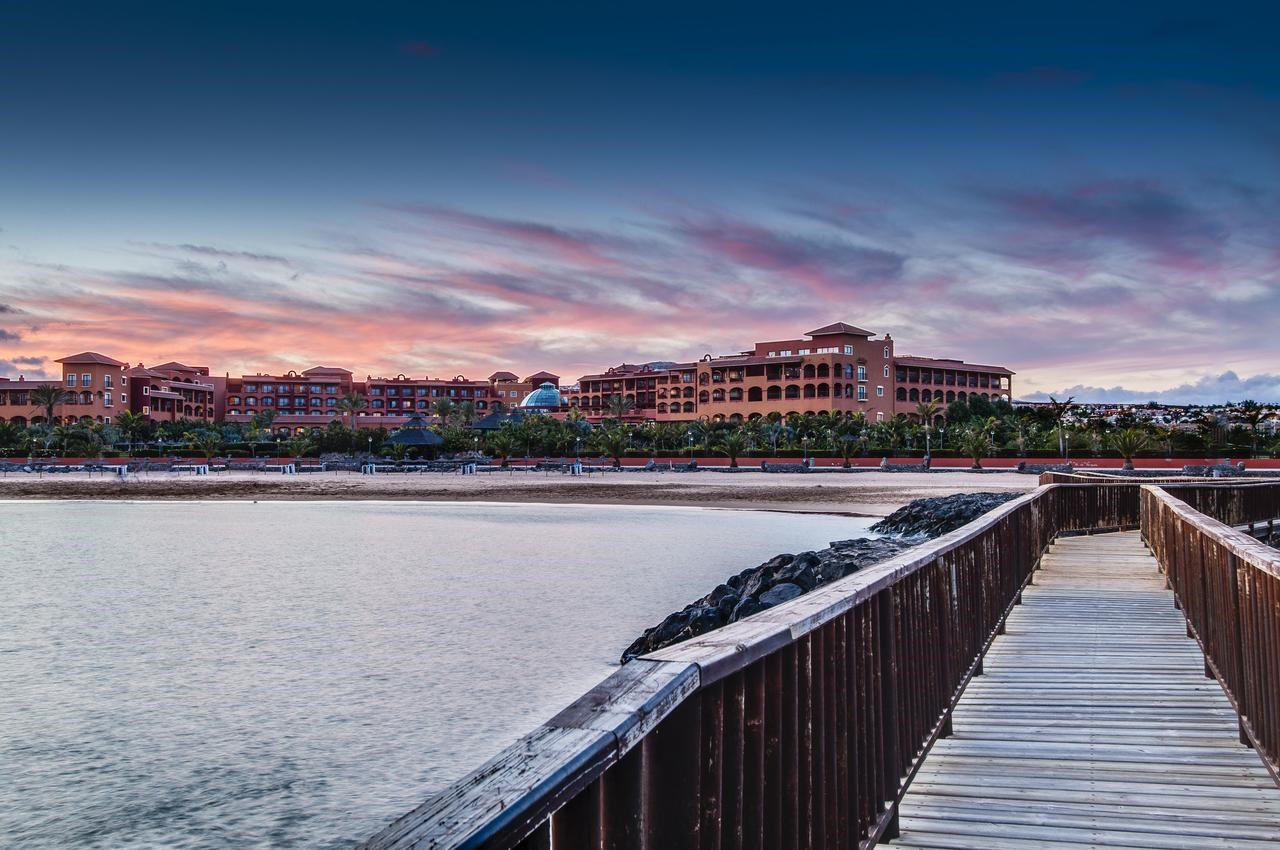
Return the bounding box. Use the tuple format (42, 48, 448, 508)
(890, 531, 1280, 850)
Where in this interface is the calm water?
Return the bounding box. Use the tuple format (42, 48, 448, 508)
(0, 500, 875, 849)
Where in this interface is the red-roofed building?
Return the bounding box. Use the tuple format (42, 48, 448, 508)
(567, 322, 1012, 423)
(127, 361, 216, 423)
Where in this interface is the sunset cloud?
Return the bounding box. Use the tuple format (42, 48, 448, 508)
(1, 178, 1276, 400)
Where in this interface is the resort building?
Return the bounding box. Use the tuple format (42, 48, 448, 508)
(219, 367, 557, 432)
(892, 356, 1014, 410)
(126, 362, 216, 422)
(0, 322, 1012, 431)
(0, 376, 55, 426)
(568, 323, 1011, 424)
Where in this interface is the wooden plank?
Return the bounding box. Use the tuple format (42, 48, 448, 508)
(889, 530, 1280, 850)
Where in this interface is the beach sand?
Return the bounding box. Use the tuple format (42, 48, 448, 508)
(0, 468, 1039, 516)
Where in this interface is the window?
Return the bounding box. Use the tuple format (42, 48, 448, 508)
(876, 386, 884, 397)
(857, 365, 867, 381)
(104, 392, 112, 407)
(857, 385, 868, 401)
(121, 393, 127, 403)
(778, 350, 792, 356)
(66, 374, 77, 387)
(884, 365, 890, 378)
(844, 345, 854, 355)
(142, 406, 150, 415)
(262, 384, 274, 392)
(245, 397, 256, 406)
(245, 383, 258, 392)
(883, 346, 890, 358)
(798, 348, 810, 355)
(104, 375, 113, 389)
(82, 373, 92, 386)
(766, 351, 775, 357)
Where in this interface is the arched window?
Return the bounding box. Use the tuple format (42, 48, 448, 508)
(728, 387, 743, 402)
(946, 391, 955, 403)
(803, 364, 817, 379)
(711, 388, 725, 402)
(896, 387, 907, 401)
(683, 401, 695, 413)
(817, 383, 830, 398)
(922, 390, 932, 402)
(909, 388, 919, 402)
(784, 385, 801, 399)
(657, 403, 668, 414)
(767, 386, 782, 400)
(683, 387, 695, 398)
(816, 363, 830, 378)
(958, 391, 967, 401)
(747, 386, 763, 402)
(699, 390, 710, 403)
(803, 384, 816, 398)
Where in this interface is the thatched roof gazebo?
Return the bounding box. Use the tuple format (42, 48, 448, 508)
(386, 413, 444, 448)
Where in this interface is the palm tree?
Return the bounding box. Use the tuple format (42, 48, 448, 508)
(957, 426, 991, 470)
(1047, 395, 1076, 459)
(287, 434, 313, 459)
(591, 425, 629, 468)
(114, 410, 145, 455)
(29, 384, 71, 426)
(714, 430, 749, 468)
(183, 430, 222, 461)
(455, 400, 476, 427)
(914, 399, 942, 456)
(486, 430, 517, 467)
(762, 420, 790, 456)
(1237, 400, 1265, 455)
(336, 392, 367, 430)
(604, 394, 636, 421)
(1110, 428, 1151, 471)
(830, 416, 865, 468)
(432, 398, 455, 424)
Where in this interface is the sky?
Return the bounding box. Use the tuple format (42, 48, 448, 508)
(1, 2, 1278, 403)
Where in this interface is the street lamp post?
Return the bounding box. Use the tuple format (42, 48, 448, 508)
(802, 436, 810, 466)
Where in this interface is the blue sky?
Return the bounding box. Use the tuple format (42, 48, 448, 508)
(2, 2, 1278, 401)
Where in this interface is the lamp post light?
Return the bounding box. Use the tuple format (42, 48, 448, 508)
(687, 430, 694, 461)
(367, 435, 372, 456)
(575, 437, 581, 459)
(802, 436, 810, 465)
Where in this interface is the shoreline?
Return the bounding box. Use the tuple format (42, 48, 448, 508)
(0, 470, 1038, 516)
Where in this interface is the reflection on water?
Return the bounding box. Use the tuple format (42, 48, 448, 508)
(0, 500, 875, 849)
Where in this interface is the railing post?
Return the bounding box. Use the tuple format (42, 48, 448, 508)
(1228, 552, 1253, 749)
(876, 588, 901, 841)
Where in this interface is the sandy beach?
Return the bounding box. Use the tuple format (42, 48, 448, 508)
(0, 468, 1039, 516)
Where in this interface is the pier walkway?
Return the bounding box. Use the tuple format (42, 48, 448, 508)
(358, 480, 1280, 850)
(893, 531, 1280, 850)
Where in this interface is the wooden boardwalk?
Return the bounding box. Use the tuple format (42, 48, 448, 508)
(891, 530, 1280, 850)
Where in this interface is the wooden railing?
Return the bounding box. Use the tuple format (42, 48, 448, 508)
(1141, 483, 1280, 786)
(356, 483, 1149, 850)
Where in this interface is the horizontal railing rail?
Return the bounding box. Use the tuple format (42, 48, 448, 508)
(358, 483, 1153, 850)
(1140, 484, 1280, 787)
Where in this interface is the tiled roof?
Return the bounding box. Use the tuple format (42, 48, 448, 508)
(56, 352, 127, 367)
(806, 321, 875, 338)
(895, 355, 1014, 375)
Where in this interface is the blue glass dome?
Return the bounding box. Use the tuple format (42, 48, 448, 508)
(519, 382, 564, 409)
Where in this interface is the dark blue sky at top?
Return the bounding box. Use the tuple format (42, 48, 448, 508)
(2, 1, 1279, 401)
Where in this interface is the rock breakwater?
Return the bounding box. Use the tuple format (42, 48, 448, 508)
(621, 491, 1024, 662)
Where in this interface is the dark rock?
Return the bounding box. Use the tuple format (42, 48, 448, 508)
(759, 582, 804, 607)
(619, 491, 1024, 663)
(870, 491, 1021, 538)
